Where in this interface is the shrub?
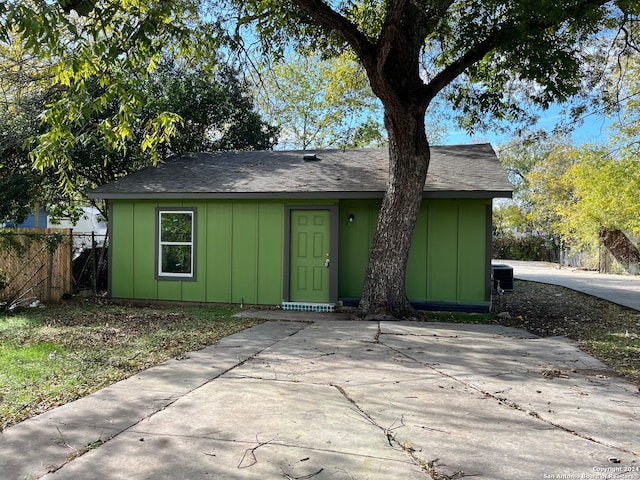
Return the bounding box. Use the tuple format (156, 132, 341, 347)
(493, 234, 559, 262)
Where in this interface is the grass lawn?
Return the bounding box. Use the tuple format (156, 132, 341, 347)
(0, 302, 262, 430)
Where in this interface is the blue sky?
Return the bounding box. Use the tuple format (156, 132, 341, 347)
(441, 105, 615, 148)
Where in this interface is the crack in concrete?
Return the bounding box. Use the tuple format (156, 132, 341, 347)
(45, 323, 311, 476)
(124, 427, 420, 469)
(331, 383, 439, 478)
(384, 332, 461, 339)
(379, 338, 639, 457)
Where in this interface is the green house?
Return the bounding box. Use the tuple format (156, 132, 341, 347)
(89, 144, 512, 313)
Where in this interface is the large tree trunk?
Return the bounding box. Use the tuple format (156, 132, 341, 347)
(290, 0, 433, 319)
(600, 229, 640, 273)
(355, 106, 429, 319)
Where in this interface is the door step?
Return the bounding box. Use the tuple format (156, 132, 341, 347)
(281, 302, 336, 313)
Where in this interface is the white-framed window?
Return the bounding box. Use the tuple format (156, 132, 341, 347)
(157, 209, 196, 279)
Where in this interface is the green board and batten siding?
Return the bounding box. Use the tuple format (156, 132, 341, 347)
(109, 197, 491, 309)
(338, 199, 490, 306)
(111, 199, 334, 305)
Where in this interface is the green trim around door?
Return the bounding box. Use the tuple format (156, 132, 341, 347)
(284, 205, 339, 303)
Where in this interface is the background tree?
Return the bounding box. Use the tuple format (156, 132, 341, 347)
(0, 49, 278, 223)
(0, 30, 62, 224)
(254, 51, 385, 149)
(584, 54, 640, 271)
(491, 139, 573, 262)
(496, 50, 640, 271)
(0, 99, 42, 224)
(503, 142, 640, 271)
(495, 137, 570, 237)
(560, 150, 640, 267)
(144, 60, 279, 154)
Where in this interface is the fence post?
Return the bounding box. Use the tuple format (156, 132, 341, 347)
(92, 231, 97, 294)
(48, 239, 54, 300)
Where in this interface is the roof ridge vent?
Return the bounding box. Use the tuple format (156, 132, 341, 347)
(303, 153, 320, 161)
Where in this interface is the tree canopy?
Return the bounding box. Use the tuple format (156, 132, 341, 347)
(0, 45, 278, 222)
(55, 59, 279, 218)
(1, 0, 211, 173)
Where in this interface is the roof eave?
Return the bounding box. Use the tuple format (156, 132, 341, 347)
(89, 190, 513, 201)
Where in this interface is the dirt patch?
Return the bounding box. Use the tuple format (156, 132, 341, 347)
(491, 279, 640, 384)
(493, 279, 640, 337)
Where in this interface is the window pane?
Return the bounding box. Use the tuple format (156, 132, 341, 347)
(161, 213, 192, 242)
(161, 245, 192, 274)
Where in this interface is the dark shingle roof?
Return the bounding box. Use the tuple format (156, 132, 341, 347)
(89, 144, 512, 200)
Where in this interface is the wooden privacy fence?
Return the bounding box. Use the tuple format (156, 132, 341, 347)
(0, 228, 73, 304)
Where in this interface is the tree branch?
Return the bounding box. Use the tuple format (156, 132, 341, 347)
(291, 0, 373, 57)
(425, 32, 504, 100)
(289, 1, 453, 109)
(423, 0, 456, 33)
(620, 24, 640, 55)
(425, 0, 612, 102)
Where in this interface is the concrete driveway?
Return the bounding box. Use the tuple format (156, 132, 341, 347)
(495, 259, 640, 311)
(2, 316, 639, 480)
